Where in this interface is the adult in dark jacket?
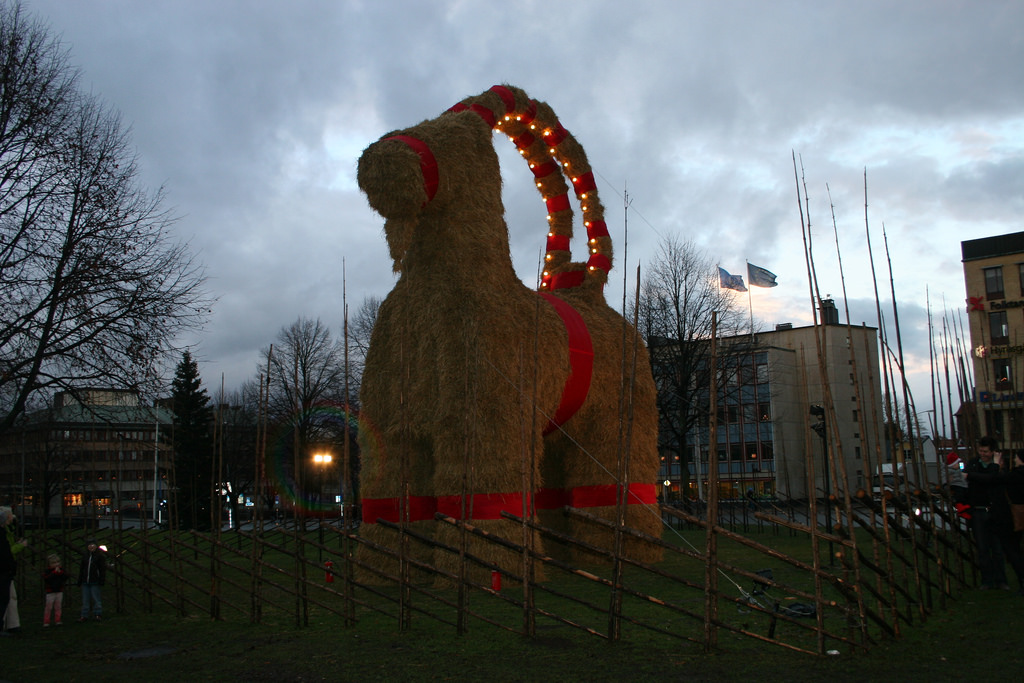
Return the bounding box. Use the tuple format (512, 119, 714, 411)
(967, 448, 1024, 595)
(77, 539, 106, 621)
(0, 506, 27, 635)
(964, 436, 1009, 589)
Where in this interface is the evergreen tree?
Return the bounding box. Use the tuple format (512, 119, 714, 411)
(171, 350, 213, 530)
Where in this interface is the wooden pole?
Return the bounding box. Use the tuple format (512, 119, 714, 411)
(341, 267, 355, 626)
(703, 311, 720, 652)
(608, 265, 643, 640)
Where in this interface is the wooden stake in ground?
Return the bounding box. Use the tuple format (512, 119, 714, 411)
(703, 311, 720, 652)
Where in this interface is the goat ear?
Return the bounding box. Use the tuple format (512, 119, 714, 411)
(357, 137, 429, 219)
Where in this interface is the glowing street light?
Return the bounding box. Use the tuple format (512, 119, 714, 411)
(311, 452, 334, 559)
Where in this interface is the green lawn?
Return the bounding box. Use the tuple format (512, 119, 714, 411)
(3, 588, 1021, 682)
(2, 524, 1021, 682)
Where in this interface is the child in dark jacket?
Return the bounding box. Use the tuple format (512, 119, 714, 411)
(42, 553, 68, 626)
(77, 540, 105, 621)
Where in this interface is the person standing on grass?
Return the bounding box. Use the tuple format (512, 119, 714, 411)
(0, 506, 27, 636)
(965, 436, 1009, 590)
(77, 539, 106, 621)
(43, 553, 68, 626)
(965, 448, 1024, 596)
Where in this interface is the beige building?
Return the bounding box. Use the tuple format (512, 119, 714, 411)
(961, 231, 1024, 446)
(659, 300, 887, 502)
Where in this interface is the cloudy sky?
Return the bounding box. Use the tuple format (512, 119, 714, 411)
(26, 0, 1024, 415)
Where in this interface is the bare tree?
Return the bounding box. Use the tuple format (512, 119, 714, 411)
(211, 385, 258, 529)
(346, 294, 380, 401)
(0, 3, 208, 435)
(632, 234, 746, 493)
(260, 317, 352, 513)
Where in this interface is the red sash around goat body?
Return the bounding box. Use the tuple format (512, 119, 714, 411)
(537, 291, 593, 435)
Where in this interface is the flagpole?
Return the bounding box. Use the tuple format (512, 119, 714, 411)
(746, 260, 755, 345)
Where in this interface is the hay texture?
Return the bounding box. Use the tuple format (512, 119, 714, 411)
(356, 85, 661, 580)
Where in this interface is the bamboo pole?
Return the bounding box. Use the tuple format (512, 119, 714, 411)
(340, 268, 355, 627)
(881, 227, 932, 616)
(523, 264, 544, 638)
(494, 510, 853, 652)
(865, 185, 926, 618)
(818, 182, 871, 648)
(607, 265, 643, 640)
(858, 324, 900, 633)
(209, 375, 224, 621)
(938, 313, 970, 585)
(703, 311, 720, 652)
(860, 169, 917, 623)
(251, 346, 271, 623)
(398, 331, 412, 631)
(791, 155, 829, 654)
(456, 338, 473, 635)
(292, 354, 308, 627)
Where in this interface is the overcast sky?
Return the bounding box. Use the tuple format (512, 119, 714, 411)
(25, 0, 1024, 417)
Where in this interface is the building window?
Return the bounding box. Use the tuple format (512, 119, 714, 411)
(986, 409, 1004, 441)
(993, 358, 1012, 390)
(1010, 410, 1024, 444)
(985, 266, 1005, 300)
(990, 311, 1010, 345)
(1019, 263, 1024, 297)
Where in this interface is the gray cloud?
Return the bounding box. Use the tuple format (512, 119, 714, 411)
(25, 0, 1024, 409)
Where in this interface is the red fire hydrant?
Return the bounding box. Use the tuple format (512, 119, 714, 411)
(491, 570, 502, 592)
(325, 560, 334, 583)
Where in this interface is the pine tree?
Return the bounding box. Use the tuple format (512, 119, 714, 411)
(171, 350, 213, 530)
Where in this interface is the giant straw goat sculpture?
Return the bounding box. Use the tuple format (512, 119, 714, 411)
(356, 85, 661, 578)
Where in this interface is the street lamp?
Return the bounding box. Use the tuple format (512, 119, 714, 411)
(809, 405, 834, 565)
(311, 453, 333, 506)
(312, 453, 333, 560)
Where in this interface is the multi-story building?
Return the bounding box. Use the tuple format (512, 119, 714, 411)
(961, 230, 1024, 446)
(656, 300, 887, 502)
(0, 389, 173, 523)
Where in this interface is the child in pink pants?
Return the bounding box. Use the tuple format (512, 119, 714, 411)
(43, 554, 68, 626)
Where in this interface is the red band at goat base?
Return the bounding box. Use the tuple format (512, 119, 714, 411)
(362, 483, 657, 523)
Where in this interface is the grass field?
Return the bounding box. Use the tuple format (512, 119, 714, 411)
(2, 524, 1022, 682)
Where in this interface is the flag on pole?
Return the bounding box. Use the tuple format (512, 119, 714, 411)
(747, 263, 778, 288)
(718, 267, 747, 292)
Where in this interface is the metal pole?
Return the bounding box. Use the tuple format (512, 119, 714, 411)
(153, 419, 159, 524)
(822, 426, 834, 564)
